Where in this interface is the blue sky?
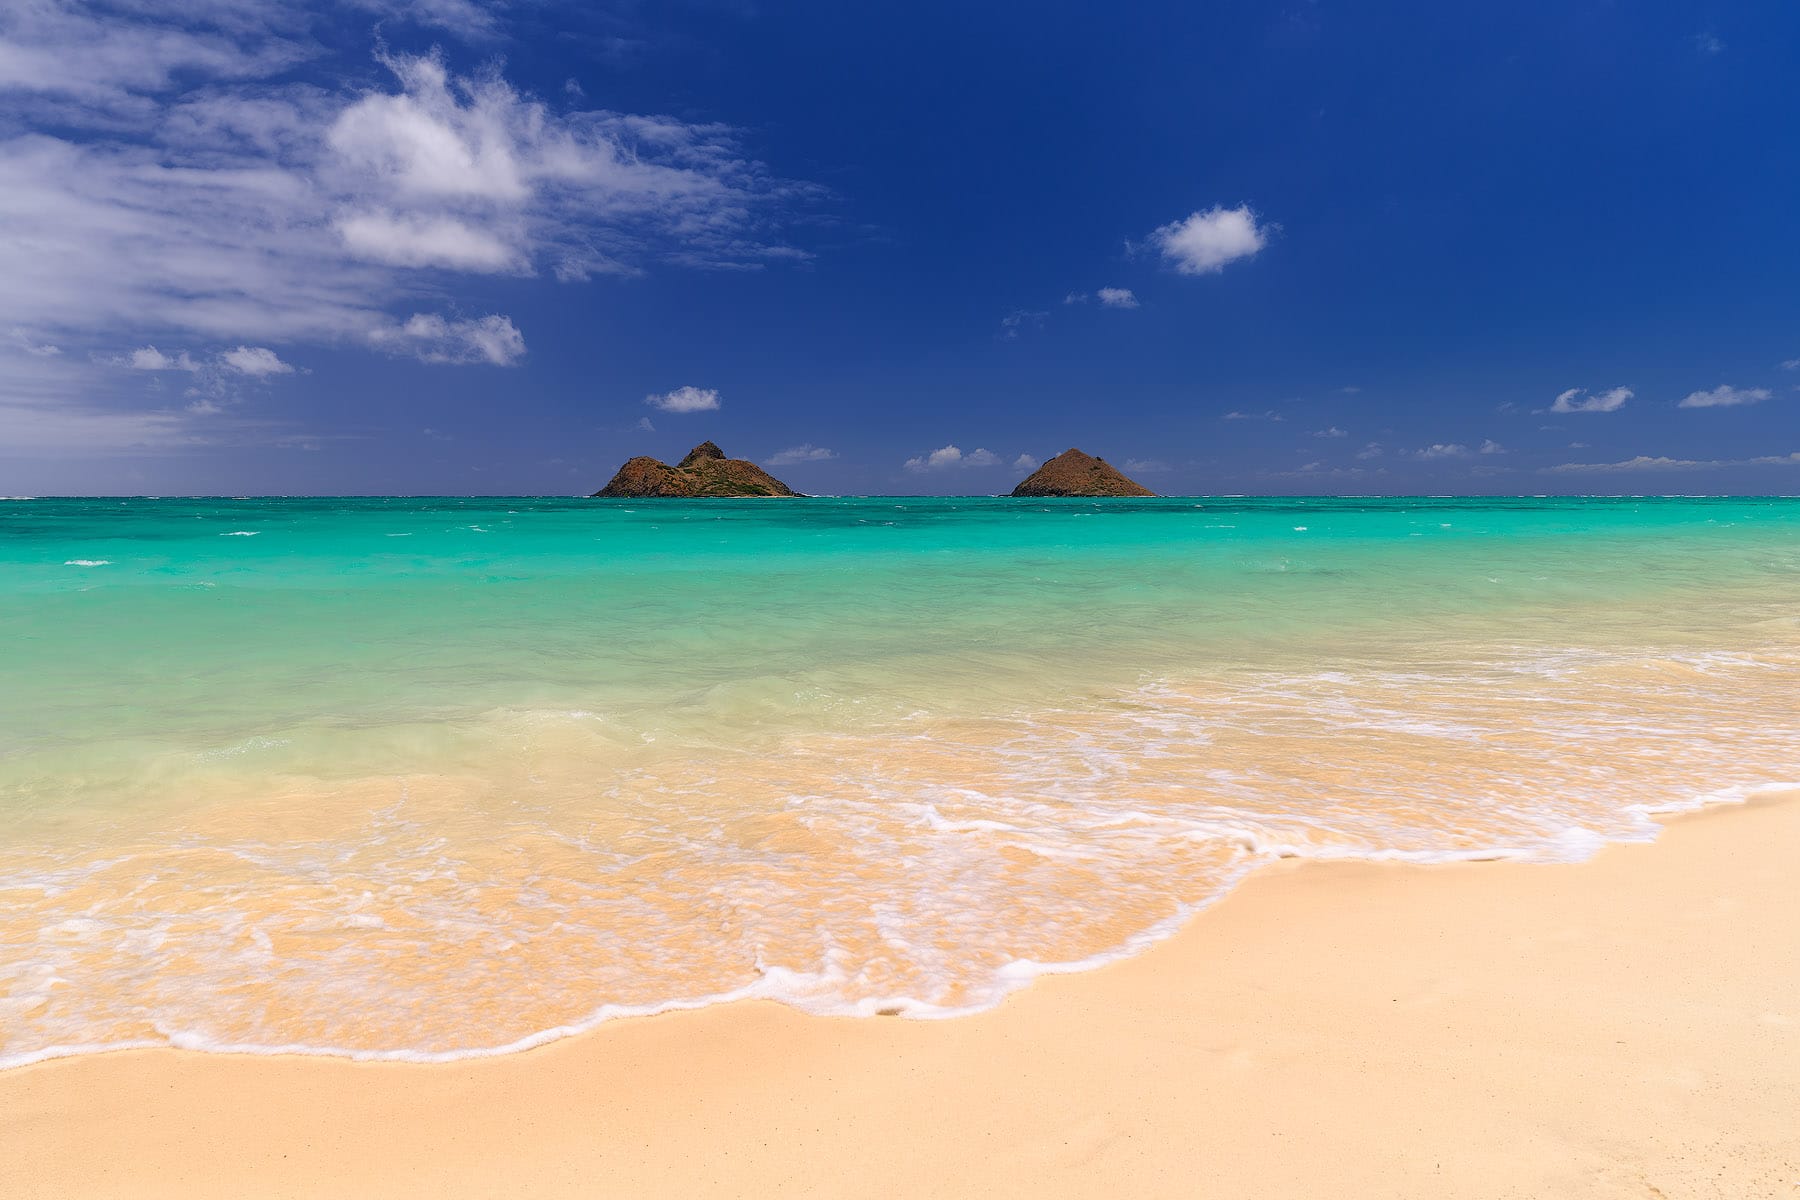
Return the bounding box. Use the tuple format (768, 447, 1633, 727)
(2, 1, 1796, 495)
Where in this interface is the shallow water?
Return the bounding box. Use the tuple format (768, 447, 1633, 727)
(2, 495, 1797, 1065)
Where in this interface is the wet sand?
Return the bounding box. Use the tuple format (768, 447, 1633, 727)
(3, 793, 1795, 1199)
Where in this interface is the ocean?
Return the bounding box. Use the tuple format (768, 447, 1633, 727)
(2, 495, 1796, 1067)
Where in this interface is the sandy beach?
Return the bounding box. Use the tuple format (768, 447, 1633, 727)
(4, 791, 1794, 1199)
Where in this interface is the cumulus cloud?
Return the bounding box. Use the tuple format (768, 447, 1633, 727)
(1355, 442, 1383, 459)
(1781, 358, 1800, 371)
(220, 346, 294, 377)
(1062, 292, 1087, 305)
(1678, 384, 1771, 409)
(1479, 439, 1505, 455)
(1013, 453, 1039, 471)
(904, 445, 1001, 471)
(765, 443, 835, 466)
(1096, 287, 1138, 309)
(645, 385, 720, 413)
(1150, 205, 1268, 275)
(1551, 386, 1632, 414)
(1312, 426, 1347, 438)
(0, 9, 814, 451)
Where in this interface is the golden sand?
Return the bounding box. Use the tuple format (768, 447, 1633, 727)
(3, 792, 1795, 1199)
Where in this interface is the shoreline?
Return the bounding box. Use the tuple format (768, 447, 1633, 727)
(5, 791, 1796, 1197)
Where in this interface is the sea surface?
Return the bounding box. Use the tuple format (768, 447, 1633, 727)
(2, 495, 1797, 1067)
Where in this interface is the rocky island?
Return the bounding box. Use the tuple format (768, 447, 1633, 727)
(592, 442, 802, 498)
(1010, 449, 1156, 497)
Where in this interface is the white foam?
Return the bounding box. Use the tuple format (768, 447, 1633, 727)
(62, 559, 111, 566)
(221, 531, 259, 537)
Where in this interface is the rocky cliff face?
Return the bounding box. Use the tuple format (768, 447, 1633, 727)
(1010, 449, 1156, 497)
(592, 443, 802, 498)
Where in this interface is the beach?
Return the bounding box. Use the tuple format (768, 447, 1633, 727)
(3, 496, 1798, 1195)
(4, 792, 1795, 1198)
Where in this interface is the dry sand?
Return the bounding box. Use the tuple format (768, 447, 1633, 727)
(4, 793, 1796, 1199)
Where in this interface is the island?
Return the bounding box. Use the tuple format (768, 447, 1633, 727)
(592, 442, 802, 498)
(1010, 448, 1156, 497)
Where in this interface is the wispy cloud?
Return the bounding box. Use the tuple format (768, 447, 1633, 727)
(1678, 384, 1770, 409)
(1546, 451, 1800, 473)
(645, 385, 720, 413)
(765, 443, 835, 466)
(1479, 439, 1505, 455)
(1149, 205, 1269, 275)
(0, 8, 815, 452)
(999, 309, 1047, 339)
(1414, 443, 1470, 460)
(1123, 458, 1169, 473)
(1550, 386, 1631, 414)
(1096, 287, 1138, 309)
(1311, 426, 1347, 438)
(1223, 409, 1285, 422)
(904, 445, 1002, 471)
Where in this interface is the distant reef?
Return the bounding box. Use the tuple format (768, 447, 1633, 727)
(1010, 449, 1156, 497)
(592, 441, 802, 498)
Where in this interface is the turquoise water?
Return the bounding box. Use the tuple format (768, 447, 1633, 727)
(2, 496, 1798, 1065)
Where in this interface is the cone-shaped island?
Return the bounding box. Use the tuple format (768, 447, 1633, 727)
(1010, 449, 1156, 497)
(592, 442, 802, 498)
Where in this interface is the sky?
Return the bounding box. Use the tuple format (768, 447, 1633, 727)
(2, 0, 1797, 496)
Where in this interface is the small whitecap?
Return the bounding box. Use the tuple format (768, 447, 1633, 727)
(1292, 525, 1308, 531)
(221, 531, 259, 537)
(63, 559, 111, 567)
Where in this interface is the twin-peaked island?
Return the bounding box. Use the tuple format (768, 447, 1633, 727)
(593, 444, 1155, 498)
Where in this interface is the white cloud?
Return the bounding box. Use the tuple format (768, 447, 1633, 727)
(645, 385, 720, 413)
(368, 313, 525, 366)
(1312, 426, 1347, 438)
(634, 415, 655, 432)
(1694, 32, 1725, 56)
(1223, 409, 1285, 421)
(1678, 384, 1771, 409)
(1013, 453, 1039, 471)
(219, 346, 294, 377)
(0, 16, 814, 445)
(1000, 309, 1046, 339)
(1479, 439, 1505, 455)
(1355, 442, 1383, 459)
(1096, 287, 1138, 309)
(765, 443, 835, 466)
(1551, 386, 1632, 413)
(1781, 359, 1800, 371)
(1123, 458, 1169, 473)
(904, 444, 1001, 471)
(120, 346, 199, 371)
(1150, 205, 1268, 275)
(1062, 292, 1087, 305)
(335, 211, 525, 273)
(1546, 452, 1800, 473)
(1415, 443, 1470, 460)
(6, 328, 62, 356)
